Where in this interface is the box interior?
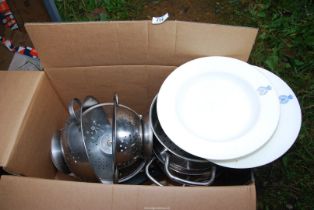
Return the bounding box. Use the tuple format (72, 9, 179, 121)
(0, 71, 43, 168)
(2, 68, 255, 186)
(0, 21, 259, 209)
(1, 20, 259, 180)
(1, 65, 175, 178)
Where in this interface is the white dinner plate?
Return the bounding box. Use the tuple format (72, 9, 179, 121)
(157, 56, 280, 160)
(211, 66, 302, 168)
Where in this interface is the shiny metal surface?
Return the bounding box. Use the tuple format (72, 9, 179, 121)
(145, 157, 163, 186)
(50, 131, 70, 174)
(67, 98, 81, 121)
(80, 94, 151, 183)
(163, 154, 216, 186)
(150, 95, 208, 162)
(113, 94, 144, 169)
(153, 140, 212, 175)
(143, 115, 153, 160)
(113, 94, 152, 181)
(52, 95, 151, 184)
(81, 102, 115, 183)
(146, 156, 216, 186)
(150, 95, 212, 172)
(148, 95, 216, 185)
(82, 96, 99, 109)
(52, 97, 101, 182)
(61, 111, 97, 181)
(117, 158, 146, 183)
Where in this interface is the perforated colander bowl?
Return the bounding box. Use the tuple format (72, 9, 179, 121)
(81, 94, 152, 183)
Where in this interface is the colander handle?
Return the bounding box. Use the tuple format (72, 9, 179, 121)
(113, 93, 119, 105)
(145, 157, 164, 186)
(68, 98, 81, 121)
(164, 154, 216, 186)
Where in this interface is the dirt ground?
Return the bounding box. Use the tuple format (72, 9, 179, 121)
(0, 0, 49, 70)
(139, 0, 247, 25)
(0, 0, 247, 70)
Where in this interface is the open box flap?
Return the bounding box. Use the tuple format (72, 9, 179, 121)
(25, 21, 258, 69)
(0, 71, 66, 177)
(0, 71, 43, 167)
(0, 175, 256, 210)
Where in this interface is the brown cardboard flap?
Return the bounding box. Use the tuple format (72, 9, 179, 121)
(4, 74, 66, 178)
(0, 176, 256, 210)
(0, 71, 43, 167)
(25, 21, 258, 68)
(46, 65, 176, 114)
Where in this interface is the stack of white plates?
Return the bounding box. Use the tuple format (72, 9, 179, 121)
(156, 56, 302, 168)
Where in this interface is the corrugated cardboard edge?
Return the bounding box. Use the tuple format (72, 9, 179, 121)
(0, 175, 256, 210)
(25, 21, 258, 68)
(0, 71, 43, 168)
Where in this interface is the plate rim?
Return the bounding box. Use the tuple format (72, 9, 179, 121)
(157, 56, 281, 160)
(210, 66, 302, 168)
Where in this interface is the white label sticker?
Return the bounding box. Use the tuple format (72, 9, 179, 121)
(152, 13, 169, 25)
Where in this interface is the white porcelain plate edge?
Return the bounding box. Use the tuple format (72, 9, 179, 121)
(157, 56, 280, 160)
(211, 66, 302, 168)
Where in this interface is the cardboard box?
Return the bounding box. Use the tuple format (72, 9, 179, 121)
(0, 21, 258, 210)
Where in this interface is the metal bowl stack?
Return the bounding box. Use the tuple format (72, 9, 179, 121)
(51, 95, 153, 184)
(51, 94, 217, 186)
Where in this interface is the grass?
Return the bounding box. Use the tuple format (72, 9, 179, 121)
(229, 1, 314, 209)
(55, 0, 142, 21)
(56, 0, 314, 209)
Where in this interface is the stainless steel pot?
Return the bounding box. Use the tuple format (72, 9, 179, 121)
(51, 97, 98, 181)
(146, 95, 216, 186)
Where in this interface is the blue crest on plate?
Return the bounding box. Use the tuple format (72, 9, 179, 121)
(257, 85, 272, 95)
(279, 94, 293, 104)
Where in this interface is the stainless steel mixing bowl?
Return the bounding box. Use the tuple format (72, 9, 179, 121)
(51, 96, 99, 181)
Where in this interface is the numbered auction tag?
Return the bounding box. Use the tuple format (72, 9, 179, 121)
(152, 13, 169, 25)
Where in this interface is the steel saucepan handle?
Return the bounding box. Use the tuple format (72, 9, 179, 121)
(118, 160, 146, 183)
(68, 98, 82, 121)
(164, 154, 216, 186)
(145, 157, 163, 186)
